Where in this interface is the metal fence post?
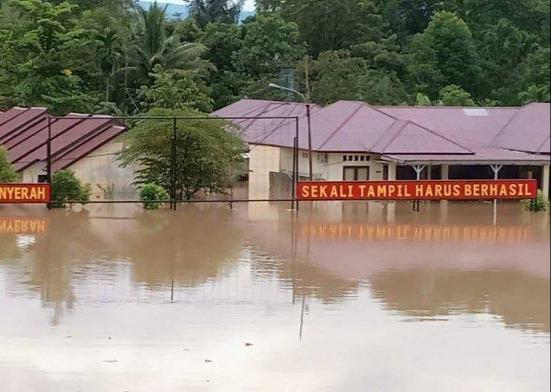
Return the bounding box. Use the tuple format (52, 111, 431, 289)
(306, 104, 313, 181)
(46, 115, 52, 210)
(171, 118, 177, 211)
(295, 117, 300, 212)
(291, 136, 297, 211)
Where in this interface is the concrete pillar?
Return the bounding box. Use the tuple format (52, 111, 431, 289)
(388, 163, 397, 181)
(440, 164, 450, 213)
(542, 165, 550, 200)
(441, 164, 449, 180)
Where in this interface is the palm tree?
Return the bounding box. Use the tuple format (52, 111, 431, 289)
(95, 28, 123, 102)
(131, 1, 211, 79)
(189, 0, 244, 28)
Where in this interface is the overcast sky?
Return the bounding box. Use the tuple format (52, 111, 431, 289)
(162, 0, 256, 12)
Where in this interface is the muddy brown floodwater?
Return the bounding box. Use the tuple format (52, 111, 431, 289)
(0, 201, 549, 391)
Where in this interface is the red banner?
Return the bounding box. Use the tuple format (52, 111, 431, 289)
(297, 180, 538, 201)
(0, 184, 50, 203)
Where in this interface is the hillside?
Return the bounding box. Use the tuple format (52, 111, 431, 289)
(136, 1, 254, 21)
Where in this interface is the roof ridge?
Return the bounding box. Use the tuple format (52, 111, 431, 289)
(369, 104, 473, 153)
(371, 120, 409, 153)
(318, 102, 367, 149)
(535, 135, 550, 154)
(488, 106, 524, 147)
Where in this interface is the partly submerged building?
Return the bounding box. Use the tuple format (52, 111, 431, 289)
(213, 99, 550, 199)
(0, 107, 132, 199)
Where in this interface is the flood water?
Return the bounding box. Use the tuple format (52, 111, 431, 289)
(0, 201, 549, 391)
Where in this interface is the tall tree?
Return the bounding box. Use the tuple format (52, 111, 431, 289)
(406, 11, 480, 100)
(119, 108, 245, 200)
(131, 2, 211, 79)
(189, 0, 243, 28)
(0, 0, 98, 113)
(232, 14, 304, 100)
(0, 146, 17, 182)
(258, 0, 390, 56)
(139, 64, 213, 112)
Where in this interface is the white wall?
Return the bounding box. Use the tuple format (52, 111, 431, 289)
(279, 148, 388, 181)
(21, 163, 45, 183)
(248, 144, 281, 199)
(21, 138, 137, 200)
(67, 139, 136, 199)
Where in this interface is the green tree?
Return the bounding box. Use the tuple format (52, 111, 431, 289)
(310, 50, 366, 104)
(235, 15, 303, 77)
(119, 108, 245, 200)
(406, 11, 480, 100)
(131, 2, 211, 81)
(437, 84, 476, 106)
(415, 92, 432, 106)
(139, 65, 213, 112)
(189, 0, 243, 28)
(0, 146, 17, 182)
(308, 50, 409, 105)
(260, 0, 391, 56)
(200, 22, 244, 108)
(475, 18, 540, 105)
(0, 0, 99, 113)
(230, 14, 304, 100)
(50, 169, 91, 208)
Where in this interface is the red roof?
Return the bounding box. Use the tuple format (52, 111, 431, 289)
(0, 108, 127, 172)
(213, 99, 550, 162)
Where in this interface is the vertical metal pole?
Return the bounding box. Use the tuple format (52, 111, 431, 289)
(171, 118, 177, 211)
(295, 117, 300, 212)
(46, 115, 52, 210)
(306, 104, 313, 181)
(291, 136, 297, 211)
(412, 165, 425, 212)
(491, 164, 502, 225)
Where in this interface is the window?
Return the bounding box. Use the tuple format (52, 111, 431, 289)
(343, 155, 347, 161)
(37, 175, 48, 183)
(343, 166, 370, 181)
(383, 165, 389, 180)
(302, 152, 309, 159)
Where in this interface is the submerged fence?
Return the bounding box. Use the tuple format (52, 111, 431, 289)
(43, 114, 302, 209)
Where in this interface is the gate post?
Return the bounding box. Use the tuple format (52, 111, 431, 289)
(490, 164, 503, 225)
(412, 164, 426, 212)
(46, 115, 52, 210)
(171, 118, 177, 211)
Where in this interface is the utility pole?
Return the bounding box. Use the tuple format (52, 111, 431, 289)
(268, 78, 314, 181)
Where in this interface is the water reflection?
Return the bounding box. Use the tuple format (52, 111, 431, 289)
(370, 269, 550, 332)
(0, 202, 548, 332)
(0, 201, 549, 390)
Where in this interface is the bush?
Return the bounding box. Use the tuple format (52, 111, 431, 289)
(51, 170, 91, 208)
(139, 183, 169, 209)
(522, 190, 549, 212)
(0, 146, 17, 182)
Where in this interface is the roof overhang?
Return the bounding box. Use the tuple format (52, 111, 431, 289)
(380, 155, 550, 166)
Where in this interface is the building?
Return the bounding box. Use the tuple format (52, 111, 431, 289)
(214, 99, 550, 200)
(0, 107, 133, 199)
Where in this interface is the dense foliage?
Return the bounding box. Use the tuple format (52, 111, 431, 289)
(50, 169, 91, 207)
(119, 108, 245, 200)
(139, 182, 169, 209)
(0, 0, 548, 113)
(0, 146, 18, 182)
